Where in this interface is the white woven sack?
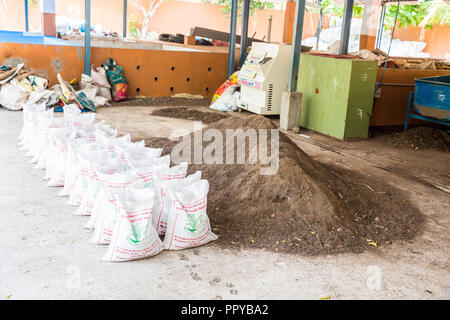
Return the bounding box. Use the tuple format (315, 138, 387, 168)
(163, 179, 217, 250)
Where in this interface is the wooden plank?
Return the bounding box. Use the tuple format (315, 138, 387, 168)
(190, 26, 264, 46)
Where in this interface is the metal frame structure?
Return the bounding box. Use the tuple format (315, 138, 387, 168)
(123, 0, 127, 38)
(315, 0, 323, 50)
(24, 0, 29, 32)
(375, 3, 386, 48)
(84, 0, 91, 76)
(339, 0, 354, 55)
(227, 0, 238, 78)
(288, 0, 307, 92)
(239, 0, 251, 68)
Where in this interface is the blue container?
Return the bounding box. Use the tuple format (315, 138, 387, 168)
(404, 75, 450, 130)
(415, 75, 450, 111)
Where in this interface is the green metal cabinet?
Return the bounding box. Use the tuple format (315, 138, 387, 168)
(297, 54, 377, 140)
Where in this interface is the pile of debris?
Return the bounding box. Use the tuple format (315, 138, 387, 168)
(351, 48, 450, 70)
(17, 103, 217, 262)
(56, 16, 119, 39)
(0, 64, 54, 111)
(0, 58, 129, 112)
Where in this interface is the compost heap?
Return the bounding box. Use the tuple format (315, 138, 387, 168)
(151, 115, 423, 255)
(151, 107, 229, 124)
(390, 127, 450, 152)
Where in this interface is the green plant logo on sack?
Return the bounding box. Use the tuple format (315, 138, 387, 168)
(184, 212, 203, 234)
(127, 224, 152, 247)
(143, 181, 152, 188)
(127, 224, 143, 247)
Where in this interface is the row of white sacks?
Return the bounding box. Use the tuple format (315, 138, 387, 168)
(18, 103, 217, 262)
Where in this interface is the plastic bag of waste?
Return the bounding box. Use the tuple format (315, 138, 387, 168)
(163, 179, 217, 250)
(28, 75, 48, 91)
(152, 171, 202, 236)
(0, 82, 30, 111)
(209, 85, 239, 112)
(211, 71, 239, 103)
(91, 66, 112, 102)
(102, 187, 163, 262)
(102, 58, 128, 102)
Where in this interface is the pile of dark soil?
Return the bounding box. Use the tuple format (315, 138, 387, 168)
(151, 107, 229, 124)
(112, 97, 211, 107)
(148, 115, 424, 255)
(389, 127, 450, 152)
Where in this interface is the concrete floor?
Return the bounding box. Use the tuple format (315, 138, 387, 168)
(0, 106, 449, 300)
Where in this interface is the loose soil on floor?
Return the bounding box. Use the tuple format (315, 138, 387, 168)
(139, 115, 424, 256)
(112, 97, 211, 107)
(374, 126, 450, 152)
(151, 107, 229, 124)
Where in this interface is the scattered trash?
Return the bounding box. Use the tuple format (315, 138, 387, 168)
(320, 295, 331, 300)
(209, 72, 240, 113)
(0, 59, 124, 112)
(209, 85, 240, 112)
(366, 239, 378, 247)
(172, 93, 204, 99)
(103, 58, 129, 102)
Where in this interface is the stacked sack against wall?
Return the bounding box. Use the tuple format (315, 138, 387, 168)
(18, 103, 217, 262)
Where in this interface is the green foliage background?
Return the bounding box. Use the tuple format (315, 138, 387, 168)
(202, 0, 449, 30)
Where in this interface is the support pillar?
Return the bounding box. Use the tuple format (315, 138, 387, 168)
(339, 0, 354, 55)
(239, 0, 250, 68)
(41, 0, 56, 37)
(227, 0, 238, 77)
(280, 0, 306, 131)
(316, 0, 323, 50)
(360, 0, 382, 50)
(123, 0, 127, 38)
(375, 4, 386, 49)
(282, 0, 296, 44)
(25, 0, 29, 32)
(84, 0, 91, 76)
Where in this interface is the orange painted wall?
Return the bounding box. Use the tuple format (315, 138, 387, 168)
(0, 0, 42, 32)
(393, 24, 450, 59)
(0, 0, 319, 43)
(0, 42, 228, 98)
(1, 0, 448, 57)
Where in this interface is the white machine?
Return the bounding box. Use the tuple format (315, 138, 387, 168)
(238, 43, 291, 115)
